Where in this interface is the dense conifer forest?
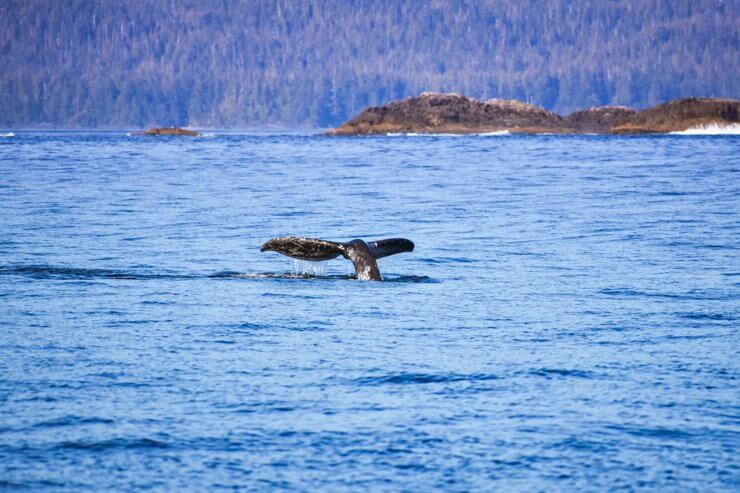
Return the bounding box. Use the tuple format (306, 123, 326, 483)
(1, 0, 737, 128)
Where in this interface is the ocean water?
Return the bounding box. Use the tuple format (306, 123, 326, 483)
(0, 131, 738, 491)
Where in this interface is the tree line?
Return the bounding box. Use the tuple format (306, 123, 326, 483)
(0, 0, 737, 128)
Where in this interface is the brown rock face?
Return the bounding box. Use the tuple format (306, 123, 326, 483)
(326, 93, 565, 135)
(143, 127, 200, 136)
(565, 106, 637, 133)
(611, 98, 739, 133)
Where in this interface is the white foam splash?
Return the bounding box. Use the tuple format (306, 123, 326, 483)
(386, 132, 468, 137)
(1, 132, 15, 137)
(292, 260, 327, 276)
(198, 132, 216, 138)
(386, 131, 510, 137)
(670, 123, 740, 135)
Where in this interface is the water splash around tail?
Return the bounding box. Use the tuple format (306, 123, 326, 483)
(292, 259, 328, 276)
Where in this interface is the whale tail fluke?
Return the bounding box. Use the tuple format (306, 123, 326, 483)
(260, 236, 415, 281)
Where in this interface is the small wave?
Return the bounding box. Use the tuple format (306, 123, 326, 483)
(0, 132, 14, 137)
(32, 416, 114, 429)
(599, 287, 727, 300)
(677, 312, 735, 321)
(385, 132, 464, 137)
(531, 368, 594, 379)
(385, 130, 510, 136)
(55, 437, 169, 451)
(383, 275, 436, 283)
(1, 265, 427, 283)
(0, 479, 68, 489)
(0, 265, 310, 281)
(354, 372, 499, 385)
(603, 424, 694, 440)
(0, 265, 189, 280)
(670, 123, 740, 135)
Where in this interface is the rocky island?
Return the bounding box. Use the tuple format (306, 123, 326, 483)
(141, 127, 200, 136)
(327, 94, 739, 135)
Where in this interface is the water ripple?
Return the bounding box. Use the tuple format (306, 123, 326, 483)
(0, 132, 737, 491)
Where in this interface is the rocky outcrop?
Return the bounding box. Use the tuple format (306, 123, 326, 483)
(565, 106, 637, 133)
(610, 98, 739, 133)
(328, 94, 740, 135)
(142, 127, 200, 136)
(326, 93, 565, 135)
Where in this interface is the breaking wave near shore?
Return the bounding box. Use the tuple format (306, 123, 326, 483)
(670, 123, 740, 135)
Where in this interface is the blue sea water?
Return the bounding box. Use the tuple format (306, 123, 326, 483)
(0, 131, 738, 491)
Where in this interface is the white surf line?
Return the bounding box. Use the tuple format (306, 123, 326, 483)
(669, 123, 740, 135)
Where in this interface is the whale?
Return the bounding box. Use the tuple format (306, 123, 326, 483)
(260, 237, 414, 281)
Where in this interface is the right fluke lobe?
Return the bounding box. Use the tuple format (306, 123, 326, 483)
(367, 238, 414, 259)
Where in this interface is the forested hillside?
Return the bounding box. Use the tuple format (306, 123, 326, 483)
(1, 0, 737, 128)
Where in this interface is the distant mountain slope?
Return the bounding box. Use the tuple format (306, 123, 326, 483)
(0, 0, 737, 128)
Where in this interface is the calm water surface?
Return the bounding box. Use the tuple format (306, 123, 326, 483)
(0, 132, 738, 491)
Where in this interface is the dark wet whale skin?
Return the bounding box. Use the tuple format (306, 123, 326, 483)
(343, 240, 382, 281)
(260, 237, 346, 261)
(260, 237, 414, 280)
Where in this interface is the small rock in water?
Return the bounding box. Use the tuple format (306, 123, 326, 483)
(142, 127, 200, 136)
